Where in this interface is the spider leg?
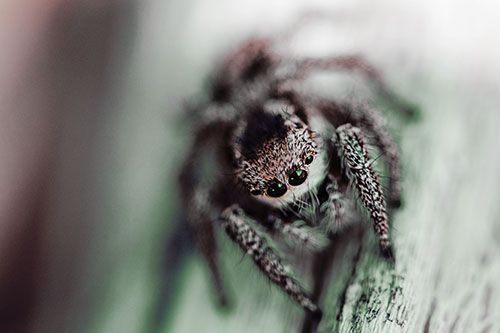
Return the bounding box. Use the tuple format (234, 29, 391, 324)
(301, 224, 365, 333)
(335, 124, 394, 259)
(352, 101, 402, 207)
(294, 55, 418, 118)
(319, 177, 351, 233)
(179, 121, 232, 308)
(184, 186, 229, 307)
(220, 205, 322, 320)
(211, 39, 276, 102)
(272, 218, 330, 252)
(318, 100, 402, 208)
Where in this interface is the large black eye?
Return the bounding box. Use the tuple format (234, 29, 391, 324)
(266, 181, 287, 198)
(288, 169, 307, 186)
(305, 155, 314, 165)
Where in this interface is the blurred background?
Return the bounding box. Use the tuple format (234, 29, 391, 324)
(1, 0, 499, 332)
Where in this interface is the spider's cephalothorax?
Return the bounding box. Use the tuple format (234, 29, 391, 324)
(232, 102, 325, 206)
(179, 33, 416, 331)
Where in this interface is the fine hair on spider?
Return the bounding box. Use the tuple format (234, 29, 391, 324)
(178, 14, 417, 332)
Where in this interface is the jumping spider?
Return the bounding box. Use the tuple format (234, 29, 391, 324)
(179, 32, 415, 330)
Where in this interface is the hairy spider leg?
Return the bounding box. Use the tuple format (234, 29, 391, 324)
(301, 224, 365, 333)
(269, 217, 330, 252)
(179, 122, 231, 308)
(335, 124, 394, 259)
(211, 38, 275, 103)
(220, 205, 323, 321)
(318, 100, 402, 208)
(351, 101, 402, 208)
(293, 55, 418, 119)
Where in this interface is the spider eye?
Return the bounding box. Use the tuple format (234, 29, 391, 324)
(266, 181, 287, 198)
(288, 169, 307, 186)
(250, 189, 262, 196)
(305, 155, 314, 165)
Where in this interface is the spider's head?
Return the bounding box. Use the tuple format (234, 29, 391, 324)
(232, 101, 326, 206)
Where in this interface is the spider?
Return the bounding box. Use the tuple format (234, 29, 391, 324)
(178, 28, 415, 331)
